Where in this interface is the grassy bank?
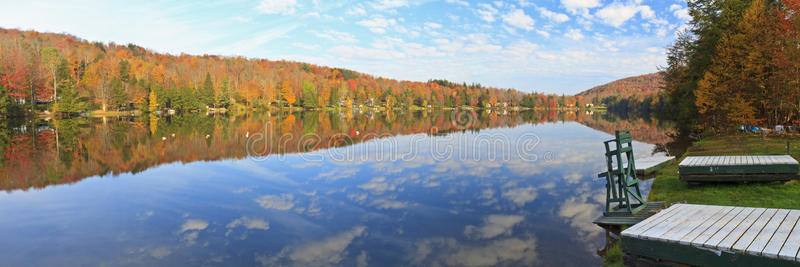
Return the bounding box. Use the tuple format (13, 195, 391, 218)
(648, 135, 800, 209)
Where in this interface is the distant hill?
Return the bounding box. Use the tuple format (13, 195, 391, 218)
(575, 73, 664, 102)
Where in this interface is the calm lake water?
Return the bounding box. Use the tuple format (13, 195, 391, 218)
(0, 110, 680, 266)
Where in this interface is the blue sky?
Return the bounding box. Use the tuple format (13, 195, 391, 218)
(0, 0, 690, 94)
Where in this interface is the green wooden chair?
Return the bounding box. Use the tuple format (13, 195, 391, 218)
(598, 130, 647, 216)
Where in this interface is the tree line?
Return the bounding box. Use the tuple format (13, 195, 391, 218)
(661, 0, 800, 132)
(0, 28, 586, 118)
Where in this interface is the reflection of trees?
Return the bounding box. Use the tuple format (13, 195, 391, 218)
(0, 111, 529, 191)
(576, 112, 676, 147)
(0, 110, 680, 191)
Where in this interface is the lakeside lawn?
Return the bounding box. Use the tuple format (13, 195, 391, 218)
(605, 135, 800, 266)
(648, 135, 800, 209)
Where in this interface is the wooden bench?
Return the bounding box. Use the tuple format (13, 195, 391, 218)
(679, 155, 799, 182)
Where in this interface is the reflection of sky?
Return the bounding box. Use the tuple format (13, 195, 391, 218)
(0, 121, 659, 266)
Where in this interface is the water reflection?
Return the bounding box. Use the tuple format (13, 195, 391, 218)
(0, 110, 675, 266)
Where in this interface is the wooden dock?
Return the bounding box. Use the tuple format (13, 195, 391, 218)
(597, 156, 675, 178)
(679, 155, 799, 182)
(622, 203, 800, 266)
(593, 201, 665, 233)
(637, 155, 676, 175)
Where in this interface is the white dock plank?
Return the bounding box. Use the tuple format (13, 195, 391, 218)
(625, 204, 690, 239)
(691, 207, 746, 246)
(763, 210, 800, 258)
(732, 209, 777, 252)
(704, 207, 756, 248)
(680, 157, 691, 166)
(641, 206, 705, 241)
(748, 209, 790, 255)
(718, 208, 767, 250)
(622, 205, 682, 238)
(678, 206, 735, 245)
(778, 216, 800, 261)
(660, 205, 725, 243)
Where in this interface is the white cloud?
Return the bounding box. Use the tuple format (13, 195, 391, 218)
(255, 194, 296, 210)
(356, 16, 397, 34)
(476, 3, 499, 23)
(413, 237, 538, 266)
(445, 0, 470, 6)
(646, 47, 661, 53)
(347, 6, 367, 16)
(565, 28, 584, 40)
(371, 0, 408, 10)
(462, 34, 502, 54)
(231, 16, 252, 23)
(292, 42, 318, 50)
(257, 0, 298, 15)
(370, 198, 409, 209)
(358, 176, 397, 194)
(536, 30, 551, 38)
(316, 167, 359, 181)
(596, 3, 655, 27)
(502, 186, 537, 206)
(433, 38, 464, 54)
(180, 219, 209, 232)
(257, 226, 367, 266)
(227, 216, 270, 231)
(670, 4, 691, 20)
(312, 30, 358, 43)
(503, 40, 539, 58)
(537, 7, 569, 23)
(561, 0, 601, 12)
(329, 45, 404, 60)
(150, 247, 172, 259)
(464, 215, 525, 239)
(424, 22, 443, 29)
(502, 9, 535, 31)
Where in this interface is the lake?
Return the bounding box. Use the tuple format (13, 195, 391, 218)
(0, 110, 681, 266)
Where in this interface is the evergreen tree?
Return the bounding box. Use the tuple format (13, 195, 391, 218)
(202, 72, 214, 107)
(301, 81, 317, 108)
(111, 77, 127, 109)
(118, 59, 130, 82)
(58, 79, 83, 114)
(330, 86, 339, 107)
(216, 78, 231, 108)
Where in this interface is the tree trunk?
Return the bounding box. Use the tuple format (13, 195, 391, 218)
(52, 69, 57, 113)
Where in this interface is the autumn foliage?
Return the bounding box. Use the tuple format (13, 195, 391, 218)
(0, 27, 585, 116)
(663, 0, 800, 131)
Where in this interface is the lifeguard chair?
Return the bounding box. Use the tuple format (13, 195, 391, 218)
(598, 130, 646, 216)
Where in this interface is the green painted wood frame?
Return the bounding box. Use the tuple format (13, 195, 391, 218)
(600, 130, 647, 216)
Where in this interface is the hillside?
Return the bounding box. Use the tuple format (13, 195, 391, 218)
(575, 73, 664, 103)
(0, 28, 580, 116)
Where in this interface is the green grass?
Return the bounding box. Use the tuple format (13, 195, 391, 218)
(602, 241, 624, 267)
(648, 135, 800, 209)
